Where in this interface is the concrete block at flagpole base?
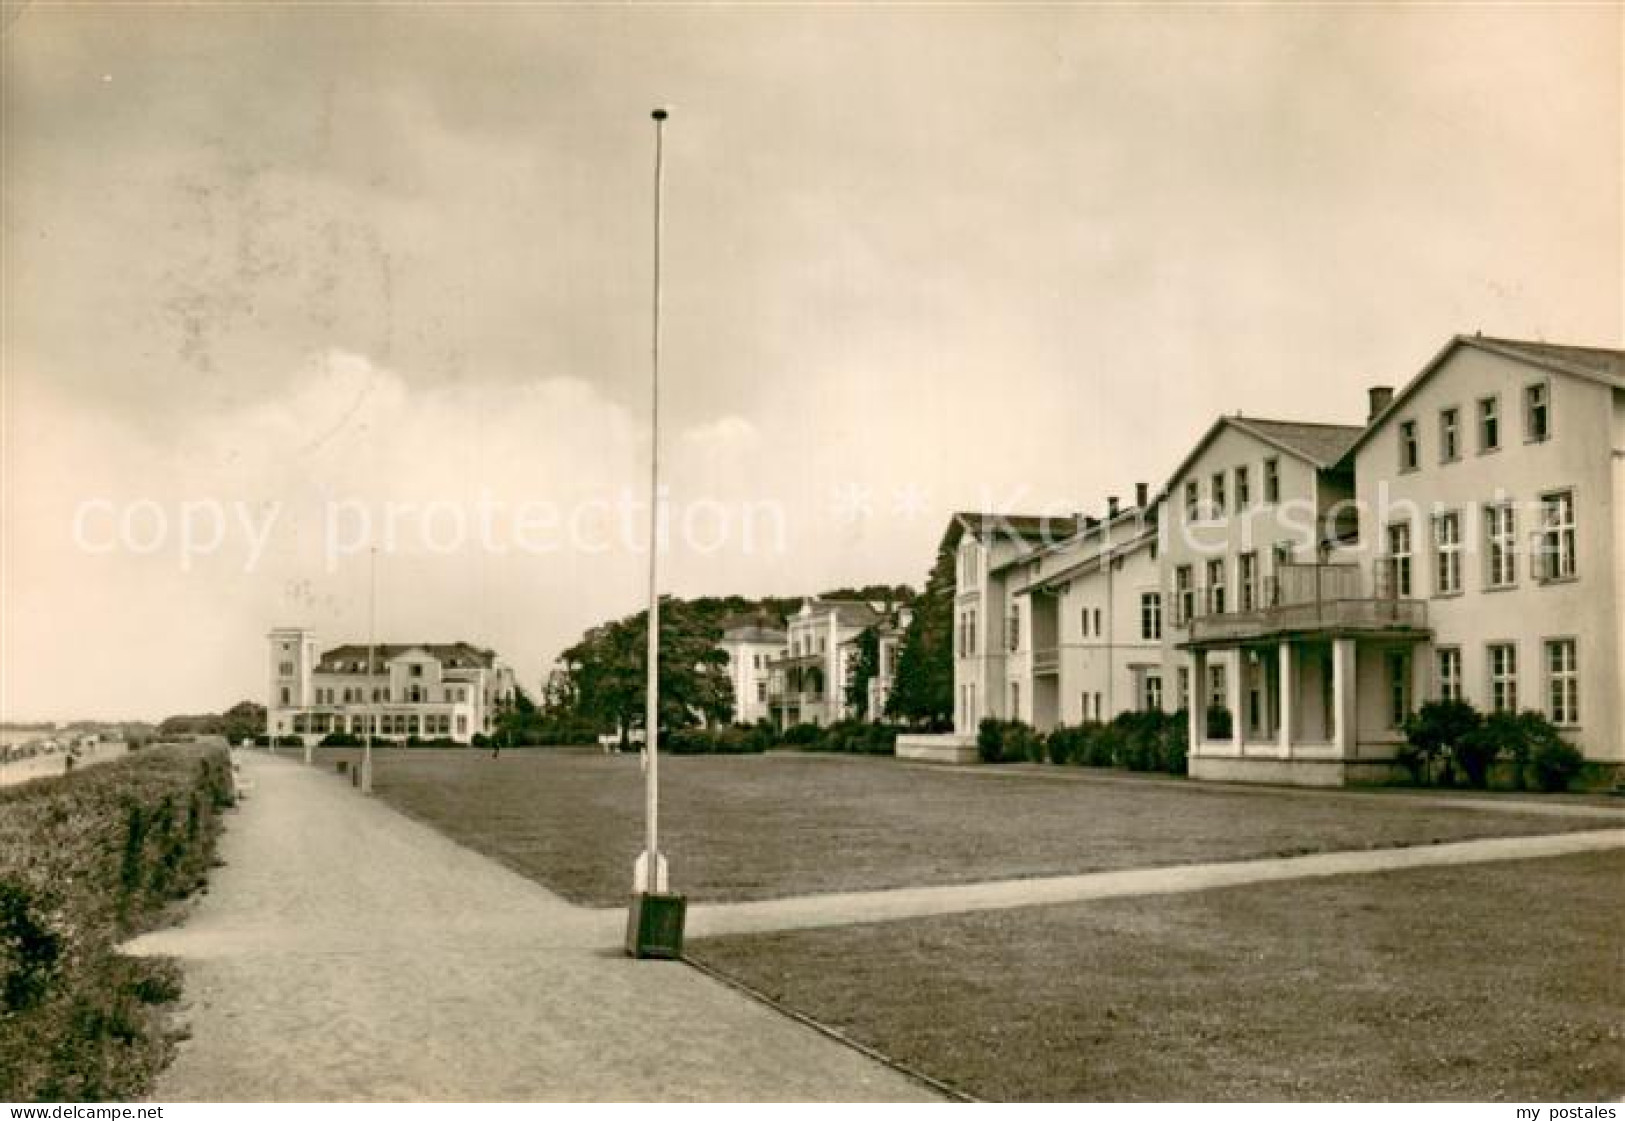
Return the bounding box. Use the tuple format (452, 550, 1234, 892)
(626, 892, 687, 959)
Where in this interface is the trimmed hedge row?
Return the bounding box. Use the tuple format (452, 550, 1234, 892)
(0, 744, 234, 1101)
(788, 720, 899, 756)
(665, 724, 776, 755)
(979, 711, 1190, 775)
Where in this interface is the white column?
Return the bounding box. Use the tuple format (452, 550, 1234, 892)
(1278, 641, 1295, 758)
(1332, 638, 1357, 758)
(1189, 651, 1207, 752)
(1227, 650, 1245, 751)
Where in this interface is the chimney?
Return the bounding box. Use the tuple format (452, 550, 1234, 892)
(1368, 386, 1394, 420)
(1135, 481, 1149, 509)
(1107, 495, 1120, 519)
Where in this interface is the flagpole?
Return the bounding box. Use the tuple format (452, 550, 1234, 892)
(363, 545, 376, 795)
(627, 106, 684, 958)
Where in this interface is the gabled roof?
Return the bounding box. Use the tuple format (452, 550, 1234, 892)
(989, 498, 1159, 575)
(1009, 520, 1159, 597)
(316, 642, 498, 672)
(798, 598, 883, 628)
(1343, 333, 1625, 461)
(720, 624, 786, 645)
(937, 512, 1080, 554)
(1164, 414, 1363, 494)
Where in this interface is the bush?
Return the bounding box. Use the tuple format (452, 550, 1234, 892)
(319, 731, 362, 747)
(0, 744, 232, 1100)
(781, 723, 822, 746)
(1529, 728, 1585, 792)
(665, 724, 772, 755)
(791, 720, 898, 756)
(1401, 700, 1482, 786)
(1205, 706, 1233, 741)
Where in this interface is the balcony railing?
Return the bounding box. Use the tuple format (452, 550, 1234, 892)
(1032, 648, 1060, 675)
(1185, 561, 1428, 646)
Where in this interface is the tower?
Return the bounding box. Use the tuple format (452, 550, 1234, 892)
(267, 626, 316, 739)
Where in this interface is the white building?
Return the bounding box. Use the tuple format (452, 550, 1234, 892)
(767, 599, 882, 728)
(717, 622, 786, 725)
(946, 512, 1080, 735)
(1344, 335, 1624, 770)
(1003, 486, 1164, 730)
(267, 627, 517, 745)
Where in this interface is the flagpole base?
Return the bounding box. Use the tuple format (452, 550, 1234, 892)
(626, 891, 686, 959)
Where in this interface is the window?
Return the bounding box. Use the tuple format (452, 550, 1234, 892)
(279, 661, 294, 677)
(1177, 666, 1191, 712)
(756, 681, 767, 703)
(1439, 407, 1460, 462)
(410, 664, 423, 677)
(1546, 639, 1578, 726)
(1538, 490, 1577, 581)
(1080, 607, 1090, 638)
(1210, 472, 1226, 518)
(1433, 511, 1461, 595)
(1238, 552, 1257, 612)
(1006, 604, 1021, 653)
(1184, 480, 1199, 521)
(1478, 396, 1500, 452)
(1385, 651, 1412, 727)
(1143, 673, 1164, 712)
(1485, 503, 1517, 588)
(1010, 681, 1020, 718)
(1175, 566, 1194, 626)
(1206, 558, 1226, 615)
(1524, 382, 1550, 442)
(1208, 664, 1227, 711)
(1398, 420, 1419, 472)
(1140, 592, 1162, 641)
(280, 686, 290, 705)
(1093, 608, 1102, 635)
(1384, 521, 1412, 598)
(1235, 465, 1250, 510)
(1436, 647, 1462, 703)
(1488, 643, 1518, 713)
(1263, 458, 1280, 503)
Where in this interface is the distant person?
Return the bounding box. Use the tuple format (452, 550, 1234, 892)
(491, 738, 502, 759)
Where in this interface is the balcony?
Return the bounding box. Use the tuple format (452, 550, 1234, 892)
(1184, 562, 1429, 648)
(1031, 648, 1060, 675)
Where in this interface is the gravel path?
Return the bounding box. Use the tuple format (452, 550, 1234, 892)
(683, 826, 1625, 938)
(126, 753, 936, 1102)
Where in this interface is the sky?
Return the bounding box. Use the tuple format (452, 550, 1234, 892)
(2, 2, 1620, 721)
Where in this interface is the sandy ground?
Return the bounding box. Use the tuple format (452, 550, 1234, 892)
(126, 753, 936, 1102)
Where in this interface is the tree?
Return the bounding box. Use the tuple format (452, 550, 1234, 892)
(844, 625, 880, 716)
(886, 546, 954, 727)
(557, 599, 735, 745)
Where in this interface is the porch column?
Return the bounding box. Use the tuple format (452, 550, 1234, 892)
(1189, 650, 1207, 752)
(1227, 650, 1245, 751)
(1332, 637, 1357, 758)
(1278, 641, 1295, 758)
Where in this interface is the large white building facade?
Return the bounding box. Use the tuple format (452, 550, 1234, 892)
(946, 333, 1624, 784)
(267, 628, 517, 745)
(766, 599, 883, 729)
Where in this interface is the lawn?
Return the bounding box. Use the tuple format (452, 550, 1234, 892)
(321, 748, 1621, 906)
(688, 851, 1625, 1101)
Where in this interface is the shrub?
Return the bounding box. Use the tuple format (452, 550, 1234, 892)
(781, 723, 822, 746)
(0, 744, 232, 1100)
(665, 724, 771, 755)
(1401, 700, 1482, 786)
(319, 731, 362, 747)
(1205, 706, 1233, 742)
(1529, 727, 1585, 792)
(976, 718, 1007, 763)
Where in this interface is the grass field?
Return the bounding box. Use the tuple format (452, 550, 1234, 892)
(318, 748, 1621, 906)
(689, 850, 1625, 1101)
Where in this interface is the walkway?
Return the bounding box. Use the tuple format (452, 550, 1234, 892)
(126, 753, 936, 1102)
(683, 826, 1625, 938)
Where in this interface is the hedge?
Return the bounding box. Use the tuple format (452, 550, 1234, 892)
(980, 712, 1190, 774)
(791, 720, 899, 756)
(0, 744, 234, 1101)
(665, 724, 775, 755)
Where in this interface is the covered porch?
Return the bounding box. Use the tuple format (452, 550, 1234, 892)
(1182, 591, 1430, 786)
